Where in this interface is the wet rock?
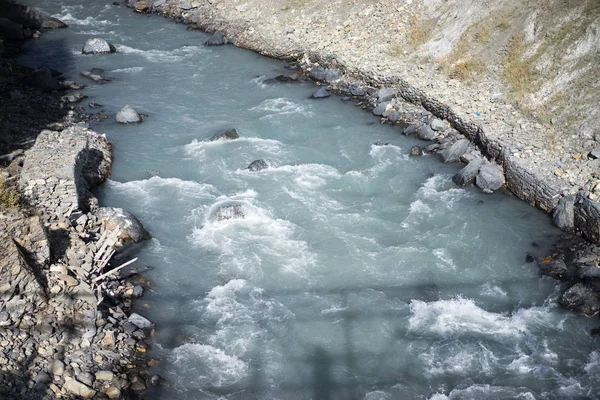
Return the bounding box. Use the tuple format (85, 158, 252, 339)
(403, 125, 417, 136)
(263, 74, 299, 84)
(0, 17, 24, 40)
(246, 159, 268, 171)
(82, 38, 117, 55)
(553, 195, 575, 232)
(61, 93, 87, 104)
(430, 118, 448, 131)
(409, 145, 423, 157)
(309, 66, 341, 83)
(441, 139, 469, 163)
(150, 374, 165, 386)
(560, 283, 600, 317)
(475, 162, 505, 192)
(205, 31, 227, 46)
(210, 128, 239, 141)
(311, 87, 330, 99)
(539, 258, 568, 280)
(209, 204, 246, 221)
(40, 14, 68, 29)
(417, 125, 436, 141)
(116, 105, 142, 124)
(63, 378, 96, 398)
(377, 88, 395, 102)
(373, 141, 389, 146)
(372, 101, 389, 116)
(128, 313, 152, 329)
(19, 66, 59, 92)
(574, 192, 600, 243)
(96, 207, 150, 245)
(80, 70, 112, 84)
(452, 158, 484, 187)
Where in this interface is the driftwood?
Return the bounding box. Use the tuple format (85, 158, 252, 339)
(92, 257, 138, 284)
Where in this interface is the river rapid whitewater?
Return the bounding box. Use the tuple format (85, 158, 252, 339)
(19, 1, 600, 399)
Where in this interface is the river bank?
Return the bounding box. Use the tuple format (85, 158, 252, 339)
(0, 1, 156, 398)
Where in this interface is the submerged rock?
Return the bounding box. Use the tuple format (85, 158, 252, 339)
(116, 105, 142, 124)
(475, 162, 505, 192)
(311, 87, 330, 99)
(82, 38, 116, 54)
(246, 159, 268, 171)
(409, 145, 423, 157)
(560, 283, 600, 317)
(205, 31, 227, 46)
(96, 207, 150, 246)
(209, 204, 246, 221)
(210, 128, 239, 141)
(263, 74, 300, 84)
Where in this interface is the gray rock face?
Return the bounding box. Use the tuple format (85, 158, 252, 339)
(403, 125, 417, 136)
(40, 13, 68, 29)
(209, 204, 246, 221)
(417, 125, 436, 141)
(116, 105, 142, 124)
(82, 38, 117, 55)
(309, 66, 341, 83)
(441, 139, 469, 163)
(430, 118, 448, 131)
(20, 66, 59, 92)
(96, 207, 150, 245)
(475, 162, 505, 192)
(553, 195, 575, 231)
(128, 313, 153, 329)
(452, 158, 484, 187)
(377, 88, 395, 102)
(409, 145, 423, 157)
(560, 283, 600, 317)
(210, 128, 239, 141)
(246, 159, 268, 171)
(0, 17, 23, 39)
(372, 102, 389, 116)
(574, 192, 600, 243)
(539, 258, 569, 280)
(205, 31, 227, 46)
(311, 87, 330, 99)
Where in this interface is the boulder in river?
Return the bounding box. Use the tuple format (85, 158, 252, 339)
(475, 162, 505, 192)
(116, 105, 142, 124)
(452, 158, 483, 187)
(441, 139, 469, 163)
(403, 125, 417, 136)
(82, 38, 117, 54)
(311, 87, 330, 99)
(309, 66, 341, 83)
(209, 204, 246, 221)
(210, 128, 239, 141)
(96, 207, 150, 246)
(372, 101, 389, 116)
(538, 258, 569, 280)
(560, 283, 600, 317)
(19, 66, 59, 92)
(417, 125, 436, 141)
(263, 73, 300, 84)
(80, 70, 112, 84)
(409, 145, 423, 157)
(552, 195, 575, 232)
(205, 31, 227, 46)
(246, 159, 268, 171)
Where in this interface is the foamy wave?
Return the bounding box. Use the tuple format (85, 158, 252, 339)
(53, 12, 117, 27)
(171, 343, 247, 388)
(251, 98, 313, 119)
(420, 343, 498, 377)
(417, 174, 472, 207)
(117, 44, 202, 63)
(267, 164, 341, 189)
(111, 66, 144, 73)
(428, 385, 536, 400)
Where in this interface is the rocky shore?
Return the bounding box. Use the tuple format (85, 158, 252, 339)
(120, 0, 600, 319)
(1, 1, 157, 398)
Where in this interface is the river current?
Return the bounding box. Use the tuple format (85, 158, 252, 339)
(19, 1, 600, 399)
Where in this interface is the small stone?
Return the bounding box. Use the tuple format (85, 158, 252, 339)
(58, 274, 79, 286)
(63, 378, 96, 398)
(106, 386, 121, 399)
(95, 371, 114, 381)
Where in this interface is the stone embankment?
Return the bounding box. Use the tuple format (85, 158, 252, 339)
(123, 0, 600, 316)
(1, 1, 157, 398)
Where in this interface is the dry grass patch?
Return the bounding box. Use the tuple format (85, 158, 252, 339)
(0, 175, 20, 209)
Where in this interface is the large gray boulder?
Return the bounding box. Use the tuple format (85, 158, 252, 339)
(417, 125, 436, 141)
(96, 207, 150, 246)
(430, 118, 448, 132)
(205, 31, 227, 46)
(553, 195, 575, 232)
(210, 128, 239, 141)
(372, 102, 389, 116)
(116, 105, 142, 124)
(19, 66, 59, 92)
(574, 192, 600, 243)
(452, 158, 484, 187)
(377, 88, 395, 102)
(82, 38, 116, 54)
(441, 139, 469, 163)
(246, 159, 268, 171)
(311, 87, 330, 99)
(475, 162, 505, 192)
(309, 66, 342, 83)
(560, 283, 600, 317)
(538, 258, 569, 281)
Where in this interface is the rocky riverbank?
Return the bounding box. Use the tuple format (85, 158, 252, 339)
(1, 1, 157, 398)
(121, 0, 600, 317)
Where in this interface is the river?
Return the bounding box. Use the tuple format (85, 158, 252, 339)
(19, 1, 600, 398)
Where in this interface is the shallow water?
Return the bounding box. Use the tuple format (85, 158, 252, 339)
(20, 1, 600, 399)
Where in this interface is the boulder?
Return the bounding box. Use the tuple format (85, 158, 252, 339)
(0, 17, 23, 39)
(128, 313, 153, 329)
(246, 159, 268, 171)
(205, 31, 227, 46)
(377, 88, 395, 102)
(63, 379, 96, 399)
(82, 38, 116, 55)
(441, 139, 469, 163)
(96, 207, 150, 245)
(372, 102, 389, 116)
(349, 86, 367, 96)
(80, 70, 112, 84)
(210, 128, 239, 141)
(538, 258, 569, 280)
(430, 118, 448, 131)
(209, 204, 246, 221)
(19, 66, 58, 92)
(311, 87, 330, 99)
(417, 125, 436, 141)
(560, 283, 600, 317)
(116, 105, 142, 124)
(40, 13, 67, 29)
(452, 158, 483, 186)
(309, 66, 341, 83)
(263, 74, 299, 84)
(574, 192, 600, 243)
(403, 125, 417, 136)
(409, 145, 423, 157)
(475, 162, 505, 192)
(553, 195, 575, 232)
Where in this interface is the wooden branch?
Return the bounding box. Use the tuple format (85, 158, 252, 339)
(91, 257, 138, 283)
